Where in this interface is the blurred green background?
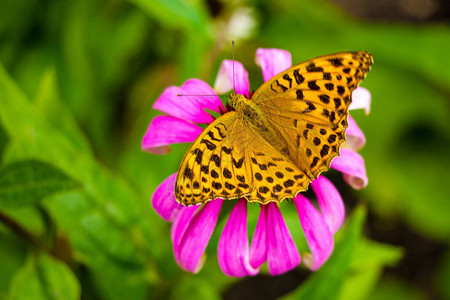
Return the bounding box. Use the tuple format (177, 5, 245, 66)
(0, 0, 449, 299)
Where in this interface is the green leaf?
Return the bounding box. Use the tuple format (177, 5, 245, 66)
(339, 268, 382, 300)
(33, 68, 92, 155)
(0, 231, 27, 299)
(366, 276, 427, 300)
(281, 205, 367, 300)
(0, 122, 8, 163)
(349, 239, 403, 271)
(9, 254, 80, 300)
(170, 276, 222, 300)
(338, 239, 403, 300)
(129, 0, 210, 32)
(0, 160, 79, 207)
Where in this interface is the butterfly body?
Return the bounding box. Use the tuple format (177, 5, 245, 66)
(231, 92, 284, 150)
(175, 51, 373, 206)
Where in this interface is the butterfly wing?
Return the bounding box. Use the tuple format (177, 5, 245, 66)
(252, 51, 373, 180)
(175, 112, 310, 205)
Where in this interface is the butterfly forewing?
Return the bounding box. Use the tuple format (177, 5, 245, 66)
(176, 113, 248, 206)
(253, 51, 373, 100)
(252, 51, 373, 180)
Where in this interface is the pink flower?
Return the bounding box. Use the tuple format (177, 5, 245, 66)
(142, 48, 371, 276)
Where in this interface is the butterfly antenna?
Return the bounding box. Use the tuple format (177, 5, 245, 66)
(177, 93, 225, 98)
(232, 40, 236, 92)
(177, 93, 228, 100)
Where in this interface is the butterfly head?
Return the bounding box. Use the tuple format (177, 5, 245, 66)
(229, 91, 245, 109)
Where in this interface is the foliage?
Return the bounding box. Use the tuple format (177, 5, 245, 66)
(0, 160, 80, 207)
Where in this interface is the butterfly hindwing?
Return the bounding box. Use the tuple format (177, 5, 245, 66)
(244, 138, 310, 204)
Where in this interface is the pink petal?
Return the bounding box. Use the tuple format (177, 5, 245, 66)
(266, 203, 301, 276)
(175, 199, 223, 273)
(345, 115, 366, 150)
(141, 115, 203, 154)
(294, 194, 334, 271)
(153, 79, 223, 124)
(214, 60, 250, 97)
(218, 199, 259, 277)
(249, 204, 268, 268)
(255, 48, 292, 82)
(171, 205, 199, 266)
(151, 173, 184, 222)
(311, 176, 345, 234)
(332, 148, 368, 189)
(350, 87, 371, 115)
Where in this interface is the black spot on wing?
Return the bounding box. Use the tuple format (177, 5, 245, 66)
(308, 81, 320, 91)
(329, 58, 343, 67)
(293, 69, 305, 84)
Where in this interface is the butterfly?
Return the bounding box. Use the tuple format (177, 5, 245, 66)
(175, 51, 373, 206)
